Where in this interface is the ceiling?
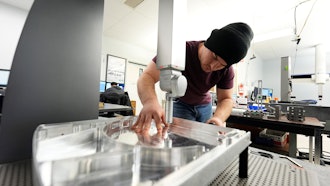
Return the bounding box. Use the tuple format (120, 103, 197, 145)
(2, 0, 330, 63)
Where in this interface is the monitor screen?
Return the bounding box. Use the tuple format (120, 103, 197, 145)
(0, 69, 10, 87)
(106, 82, 111, 89)
(100, 81, 106, 92)
(262, 88, 273, 99)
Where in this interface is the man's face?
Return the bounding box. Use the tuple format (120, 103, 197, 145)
(200, 47, 228, 72)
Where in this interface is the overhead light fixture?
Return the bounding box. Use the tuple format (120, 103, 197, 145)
(249, 54, 256, 60)
(124, 0, 144, 8)
(253, 28, 294, 43)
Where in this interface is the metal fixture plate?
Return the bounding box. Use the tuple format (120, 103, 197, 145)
(209, 153, 319, 186)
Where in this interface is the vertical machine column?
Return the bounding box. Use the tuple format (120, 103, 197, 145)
(157, 0, 187, 124)
(280, 56, 291, 102)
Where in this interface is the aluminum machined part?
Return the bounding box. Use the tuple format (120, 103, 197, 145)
(32, 116, 250, 186)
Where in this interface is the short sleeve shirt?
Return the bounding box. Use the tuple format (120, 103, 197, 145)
(153, 41, 234, 105)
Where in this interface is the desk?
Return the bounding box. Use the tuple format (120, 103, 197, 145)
(227, 114, 324, 164)
(99, 103, 133, 114)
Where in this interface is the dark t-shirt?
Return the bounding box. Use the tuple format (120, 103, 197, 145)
(153, 41, 234, 105)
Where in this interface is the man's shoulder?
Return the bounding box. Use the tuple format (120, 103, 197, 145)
(186, 40, 203, 47)
(106, 87, 124, 93)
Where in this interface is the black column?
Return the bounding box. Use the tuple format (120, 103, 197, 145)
(0, 0, 104, 163)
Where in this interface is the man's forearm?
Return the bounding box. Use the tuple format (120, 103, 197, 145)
(137, 73, 159, 105)
(213, 98, 233, 123)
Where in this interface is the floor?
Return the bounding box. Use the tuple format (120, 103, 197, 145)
(297, 134, 330, 165)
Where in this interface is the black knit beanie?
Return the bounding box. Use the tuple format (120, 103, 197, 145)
(204, 22, 254, 66)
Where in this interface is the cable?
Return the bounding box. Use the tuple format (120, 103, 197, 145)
(294, 0, 318, 41)
(292, 0, 318, 76)
(297, 0, 318, 37)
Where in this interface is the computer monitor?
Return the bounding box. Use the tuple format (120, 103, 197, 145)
(106, 82, 111, 89)
(100, 81, 106, 92)
(252, 87, 273, 101)
(262, 88, 273, 99)
(0, 69, 10, 87)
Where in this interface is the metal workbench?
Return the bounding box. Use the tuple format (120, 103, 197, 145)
(227, 114, 324, 164)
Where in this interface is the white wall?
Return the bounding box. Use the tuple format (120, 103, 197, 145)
(0, 3, 28, 69)
(235, 50, 264, 98)
(262, 58, 282, 99)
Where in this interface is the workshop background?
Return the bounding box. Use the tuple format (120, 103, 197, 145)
(1, 0, 330, 113)
(1, 0, 329, 155)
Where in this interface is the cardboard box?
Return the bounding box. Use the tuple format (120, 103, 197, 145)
(130, 100, 136, 116)
(259, 129, 288, 147)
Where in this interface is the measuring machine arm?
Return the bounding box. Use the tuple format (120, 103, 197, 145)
(156, 0, 187, 124)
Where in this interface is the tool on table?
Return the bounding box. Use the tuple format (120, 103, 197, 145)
(280, 156, 303, 168)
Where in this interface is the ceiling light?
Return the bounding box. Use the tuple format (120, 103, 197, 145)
(249, 54, 256, 60)
(124, 0, 144, 8)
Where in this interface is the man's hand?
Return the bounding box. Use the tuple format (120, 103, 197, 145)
(136, 125, 169, 147)
(131, 102, 168, 133)
(206, 117, 226, 127)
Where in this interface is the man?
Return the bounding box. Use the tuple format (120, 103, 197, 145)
(132, 22, 254, 132)
(100, 82, 133, 116)
(107, 82, 124, 93)
(100, 82, 124, 103)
